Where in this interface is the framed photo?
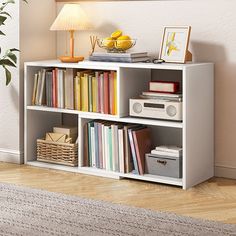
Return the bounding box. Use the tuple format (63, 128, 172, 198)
(159, 26, 191, 63)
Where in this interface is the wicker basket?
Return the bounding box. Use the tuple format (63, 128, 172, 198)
(37, 139, 78, 167)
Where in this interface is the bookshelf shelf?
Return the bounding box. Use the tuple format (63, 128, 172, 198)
(24, 60, 214, 189)
(27, 105, 182, 128)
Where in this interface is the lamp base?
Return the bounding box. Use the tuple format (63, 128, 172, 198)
(59, 56, 84, 63)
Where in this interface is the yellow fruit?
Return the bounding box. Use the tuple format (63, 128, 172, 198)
(102, 37, 114, 49)
(111, 30, 122, 39)
(115, 35, 132, 50)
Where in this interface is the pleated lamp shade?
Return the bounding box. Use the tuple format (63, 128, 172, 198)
(50, 3, 91, 31)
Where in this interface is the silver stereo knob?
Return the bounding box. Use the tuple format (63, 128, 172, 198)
(133, 102, 142, 114)
(166, 105, 177, 117)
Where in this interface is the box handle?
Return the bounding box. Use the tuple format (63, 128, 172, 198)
(156, 160, 167, 165)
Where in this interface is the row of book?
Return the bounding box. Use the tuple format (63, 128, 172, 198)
(32, 68, 117, 115)
(83, 120, 152, 175)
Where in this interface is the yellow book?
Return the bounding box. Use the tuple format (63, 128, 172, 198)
(77, 76, 81, 110)
(114, 72, 117, 115)
(74, 76, 81, 110)
(92, 76, 97, 112)
(81, 74, 89, 112)
(78, 70, 91, 112)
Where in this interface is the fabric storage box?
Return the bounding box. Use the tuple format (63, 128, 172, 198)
(37, 139, 78, 167)
(145, 154, 182, 178)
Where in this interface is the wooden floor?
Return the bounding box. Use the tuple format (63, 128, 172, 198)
(0, 162, 236, 224)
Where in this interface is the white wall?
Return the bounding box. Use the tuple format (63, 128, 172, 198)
(0, 1, 20, 162)
(0, 0, 56, 163)
(57, 0, 236, 178)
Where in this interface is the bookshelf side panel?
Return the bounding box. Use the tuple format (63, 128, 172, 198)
(183, 64, 214, 189)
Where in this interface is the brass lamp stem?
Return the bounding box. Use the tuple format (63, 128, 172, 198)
(70, 30, 75, 58)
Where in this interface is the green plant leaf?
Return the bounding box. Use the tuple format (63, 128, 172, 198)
(0, 59, 16, 67)
(7, 52, 17, 64)
(0, 30, 5, 35)
(9, 48, 20, 52)
(4, 66, 11, 86)
(0, 15, 7, 25)
(0, 11, 11, 18)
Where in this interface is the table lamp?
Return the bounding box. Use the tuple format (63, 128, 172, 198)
(50, 3, 91, 63)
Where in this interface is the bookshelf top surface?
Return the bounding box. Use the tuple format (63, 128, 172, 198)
(25, 60, 213, 71)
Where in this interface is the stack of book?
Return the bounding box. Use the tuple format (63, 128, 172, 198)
(140, 80, 182, 101)
(151, 146, 182, 158)
(89, 52, 149, 63)
(31, 68, 118, 115)
(84, 120, 152, 175)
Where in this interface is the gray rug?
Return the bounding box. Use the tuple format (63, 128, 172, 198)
(0, 183, 235, 236)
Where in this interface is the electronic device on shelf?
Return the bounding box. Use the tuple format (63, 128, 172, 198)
(129, 98, 182, 121)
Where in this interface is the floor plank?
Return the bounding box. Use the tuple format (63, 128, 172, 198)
(0, 162, 236, 224)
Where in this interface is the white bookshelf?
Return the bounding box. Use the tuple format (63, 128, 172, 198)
(24, 60, 214, 189)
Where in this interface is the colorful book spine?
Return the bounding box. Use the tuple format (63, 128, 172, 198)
(118, 128, 125, 173)
(100, 73, 104, 114)
(92, 76, 97, 112)
(108, 126, 113, 171)
(81, 74, 89, 112)
(90, 126, 96, 168)
(109, 72, 114, 115)
(114, 72, 117, 115)
(88, 75, 93, 112)
(103, 72, 109, 114)
(95, 72, 101, 113)
(128, 128, 139, 174)
(94, 122, 100, 168)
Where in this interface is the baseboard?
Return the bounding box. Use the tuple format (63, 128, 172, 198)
(215, 165, 236, 179)
(0, 148, 24, 164)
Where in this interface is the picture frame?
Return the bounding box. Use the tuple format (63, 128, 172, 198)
(159, 26, 191, 63)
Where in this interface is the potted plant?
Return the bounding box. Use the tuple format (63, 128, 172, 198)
(0, 0, 27, 86)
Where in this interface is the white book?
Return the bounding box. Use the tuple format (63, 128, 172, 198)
(38, 69, 46, 105)
(35, 71, 41, 106)
(32, 73, 38, 105)
(155, 145, 182, 154)
(151, 149, 181, 158)
(118, 128, 125, 173)
(104, 126, 109, 171)
(142, 91, 182, 98)
(111, 124, 119, 172)
(65, 69, 74, 110)
(92, 52, 148, 58)
(90, 127, 96, 168)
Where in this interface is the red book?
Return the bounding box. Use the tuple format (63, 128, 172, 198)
(109, 71, 115, 115)
(103, 72, 109, 114)
(149, 81, 179, 93)
(132, 127, 152, 175)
